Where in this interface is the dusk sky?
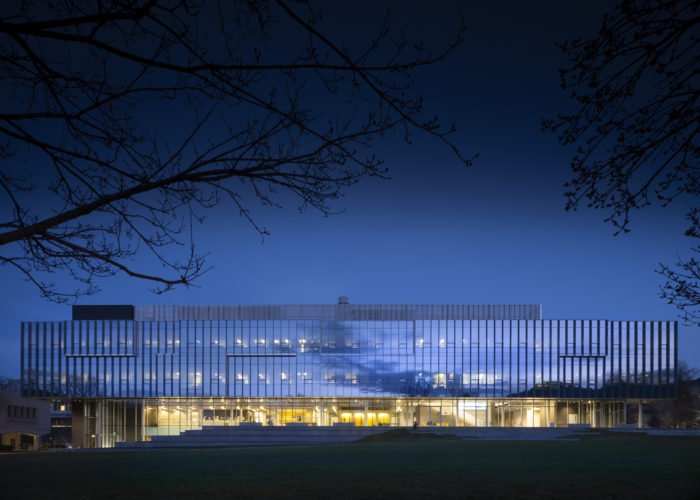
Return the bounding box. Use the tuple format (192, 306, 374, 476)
(1, 0, 698, 376)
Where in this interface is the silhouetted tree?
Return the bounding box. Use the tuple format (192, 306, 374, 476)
(662, 360, 699, 427)
(659, 211, 700, 323)
(0, 0, 467, 301)
(544, 0, 699, 321)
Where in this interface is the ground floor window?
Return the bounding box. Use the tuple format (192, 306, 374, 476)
(71, 397, 635, 447)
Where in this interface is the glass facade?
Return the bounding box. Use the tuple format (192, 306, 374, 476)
(20, 304, 678, 447)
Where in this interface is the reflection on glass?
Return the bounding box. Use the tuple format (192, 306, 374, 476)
(21, 313, 676, 447)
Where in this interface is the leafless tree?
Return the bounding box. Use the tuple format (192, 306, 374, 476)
(658, 209, 700, 323)
(0, 0, 468, 301)
(659, 360, 700, 427)
(544, 0, 699, 322)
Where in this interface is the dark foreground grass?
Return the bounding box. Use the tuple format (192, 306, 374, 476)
(1, 434, 698, 499)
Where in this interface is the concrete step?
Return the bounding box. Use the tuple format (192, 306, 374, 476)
(114, 425, 620, 448)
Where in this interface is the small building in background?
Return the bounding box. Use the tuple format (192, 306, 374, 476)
(0, 385, 50, 451)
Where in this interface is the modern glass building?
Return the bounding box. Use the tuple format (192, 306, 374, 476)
(21, 301, 677, 447)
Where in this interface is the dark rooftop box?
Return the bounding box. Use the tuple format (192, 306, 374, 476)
(72, 305, 134, 320)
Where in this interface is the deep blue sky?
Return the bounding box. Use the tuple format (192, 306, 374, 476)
(1, 1, 698, 376)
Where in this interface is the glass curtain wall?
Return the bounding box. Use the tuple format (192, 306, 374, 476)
(21, 313, 675, 447)
(74, 397, 628, 444)
(22, 319, 677, 400)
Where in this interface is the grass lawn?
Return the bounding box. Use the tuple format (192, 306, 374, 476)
(1, 433, 698, 499)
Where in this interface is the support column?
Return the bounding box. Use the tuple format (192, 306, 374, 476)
(141, 404, 146, 441)
(592, 401, 597, 428)
(71, 401, 84, 448)
(96, 401, 102, 448)
(638, 401, 643, 429)
(520, 400, 523, 427)
(578, 401, 581, 424)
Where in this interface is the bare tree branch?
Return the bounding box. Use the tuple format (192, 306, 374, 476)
(545, 0, 700, 323)
(0, 0, 468, 302)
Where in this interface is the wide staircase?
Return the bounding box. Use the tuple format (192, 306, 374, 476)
(115, 423, 390, 448)
(114, 423, 601, 448)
